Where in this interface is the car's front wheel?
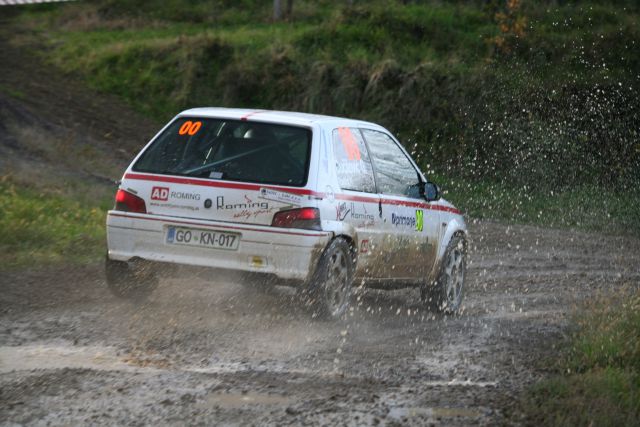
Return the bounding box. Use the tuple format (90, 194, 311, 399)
(304, 238, 354, 319)
(105, 256, 158, 300)
(422, 234, 466, 313)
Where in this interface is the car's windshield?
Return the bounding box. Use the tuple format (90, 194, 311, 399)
(133, 117, 312, 187)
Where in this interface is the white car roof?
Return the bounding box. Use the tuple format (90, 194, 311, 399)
(179, 107, 387, 130)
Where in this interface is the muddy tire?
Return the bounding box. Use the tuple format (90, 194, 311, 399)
(105, 256, 158, 300)
(304, 238, 354, 319)
(422, 235, 466, 313)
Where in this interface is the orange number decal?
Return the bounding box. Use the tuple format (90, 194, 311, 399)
(179, 121, 192, 135)
(178, 121, 202, 136)
(188, 121, 202, 135)
(337, 127, 361, 161)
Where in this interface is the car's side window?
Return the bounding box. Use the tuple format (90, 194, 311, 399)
(361, 129, 421, 198)
(332, 127, 376, 193)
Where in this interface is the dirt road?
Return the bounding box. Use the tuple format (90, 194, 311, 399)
(2, 221, 639, 426)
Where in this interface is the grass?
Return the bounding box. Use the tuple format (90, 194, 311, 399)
(0, 83, 27, 100)
(0, 177, 109, 269)
(521, 292, 640, 426)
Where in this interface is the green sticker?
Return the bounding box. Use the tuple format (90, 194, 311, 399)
(415, 210, 424, 232)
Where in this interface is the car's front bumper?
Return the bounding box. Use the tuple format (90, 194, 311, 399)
(106, 211, 332, 281)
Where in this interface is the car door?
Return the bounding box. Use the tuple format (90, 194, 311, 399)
(330, 127, 384, 279)
(361, 129, 440, 280)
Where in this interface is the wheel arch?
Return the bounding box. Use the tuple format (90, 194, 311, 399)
(437, 218, 468, 262)
(321, 220, 359, 260)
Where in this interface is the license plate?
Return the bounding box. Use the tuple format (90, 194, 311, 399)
(166, 226, 240, 251)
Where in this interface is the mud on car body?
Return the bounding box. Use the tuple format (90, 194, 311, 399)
(106, 108, 468, 317)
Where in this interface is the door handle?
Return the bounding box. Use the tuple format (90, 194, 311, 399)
(378, 199, 382, 218)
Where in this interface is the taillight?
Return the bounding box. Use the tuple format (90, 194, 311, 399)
(114, 189, 147, 213)
(271, 208, 321, 230)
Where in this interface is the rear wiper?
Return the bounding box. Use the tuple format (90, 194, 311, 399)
(145, 169, 197, 178)
(183, 142, 281, 175)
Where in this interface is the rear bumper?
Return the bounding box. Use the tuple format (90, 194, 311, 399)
(106, 211, 332, 281)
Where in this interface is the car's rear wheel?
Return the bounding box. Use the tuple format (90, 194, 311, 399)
(305, 238, 354, 319)
(422, 234, 466, 313)
(105, 256, 158, 300)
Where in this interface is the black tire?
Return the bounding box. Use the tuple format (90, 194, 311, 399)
(105, 256, 158, 300)
(304, 238, 355, 319)
(421, 234, 466, 313)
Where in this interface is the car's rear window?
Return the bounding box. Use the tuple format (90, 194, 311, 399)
(133, 117, 312, 187)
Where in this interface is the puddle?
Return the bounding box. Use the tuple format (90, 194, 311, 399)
(190, 363, 334, 377)
(388, 406, 483, 420)
(0, 343, 327, 378)
(481, 309, 563, 320)
(0, 344, 267, 375)
(421, 379, 498, 387)
(0, 343, 135, 373)
(198, 392, 293, 409)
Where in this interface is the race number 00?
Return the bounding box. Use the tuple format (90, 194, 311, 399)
(178, 120, 202, 136)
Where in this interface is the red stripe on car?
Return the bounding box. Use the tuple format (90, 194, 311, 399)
(124, 173, 319, 196)
(123, 173, 461, 215)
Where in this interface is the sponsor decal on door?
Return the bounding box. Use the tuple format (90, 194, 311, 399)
(336, 202, 375, 224)
(391, 213, 416, 228)
(391, 210, 424, 231)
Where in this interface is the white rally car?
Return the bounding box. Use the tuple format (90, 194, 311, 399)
(106, 108, 467, 317)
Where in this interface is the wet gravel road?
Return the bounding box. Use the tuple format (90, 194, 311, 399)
(1, 221, 639, 426)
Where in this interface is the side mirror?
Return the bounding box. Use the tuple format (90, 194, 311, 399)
(423, 182, 440, 202)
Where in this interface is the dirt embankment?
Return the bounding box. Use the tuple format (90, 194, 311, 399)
(1, 222, 639, 425)
(0, 25, 159, 192)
